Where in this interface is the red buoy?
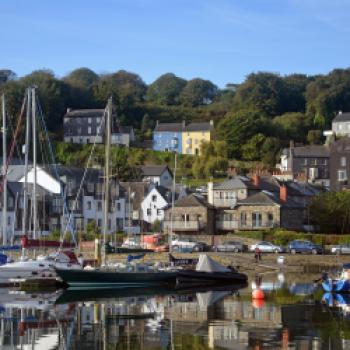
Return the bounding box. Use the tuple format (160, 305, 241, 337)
(252, 288, 265, 300)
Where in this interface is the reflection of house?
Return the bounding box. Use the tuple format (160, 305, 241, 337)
(278, 143, 329, 186)
(163, 194, 215, 235)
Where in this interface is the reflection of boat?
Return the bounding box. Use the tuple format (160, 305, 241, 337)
(55, 283, 247, 304)
(322, 293, 350, 319)
(176, 255, 248, 285)
(289, 283, 317, 296)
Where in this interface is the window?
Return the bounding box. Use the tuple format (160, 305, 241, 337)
(87, 201, 92, 210)
(157, 209, 162, 215)
(339, 124, 343, 130)
(108, 219, 111, 230)
(7, 216, 11, 226)
(338, 170, 347, 181)
(88, 127, 91, 134)
(303, 158, 308, 165)
(147, 209, 151, 216)
(97, 201, 102, 211)
(77, 127, 82, 135)
(152, 195, 157, 202)
(88, 118, 91, 124)
(117, 202, 121, 211)
(240, 212, 247, 226)
(181, 214, 190, 221)
(87, 182, 94, 192)
(252, 212, 262, 228)
(267, 213, 274, 225)
(341, 157, 347, 167)
(98, 219, 102, 227)
(96, 117, 100, 123)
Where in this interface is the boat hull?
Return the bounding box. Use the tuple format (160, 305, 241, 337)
(55, 268, 177, 289)
(176, 270, 248, 285)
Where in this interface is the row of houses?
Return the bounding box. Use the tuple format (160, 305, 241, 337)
(0, 157, 324, 239)
(63, 108, 215, 155)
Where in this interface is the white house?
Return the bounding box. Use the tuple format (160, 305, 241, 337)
(140, 165, 173, 188)
(141, 186, 172, 224)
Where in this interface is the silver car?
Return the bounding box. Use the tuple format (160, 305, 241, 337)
(213, 241, 248, 253)
(331, 245, 350, 255)
(250, 241, 285, 253)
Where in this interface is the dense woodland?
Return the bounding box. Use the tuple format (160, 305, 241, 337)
(1, 66, 350, 168)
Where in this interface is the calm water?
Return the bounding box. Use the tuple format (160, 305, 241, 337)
(1, 273, 350, 349)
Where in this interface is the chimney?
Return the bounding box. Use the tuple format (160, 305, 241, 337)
(182, 120, 186, 128)
(156, 120, 159, 126)
(289, 140, 295, 149)
(210, 119, 214, 126)
(66, 108, 72, 113)
(252, 174, 260, 187)
(339, 111, 343, 115)
(207, 181, 214, 205)
(280, 184, 287, 202)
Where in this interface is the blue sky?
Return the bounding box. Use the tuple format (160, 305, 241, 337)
(1, 0, 350, 87)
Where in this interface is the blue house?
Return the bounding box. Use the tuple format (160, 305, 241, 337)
(153, 122, 184, 153)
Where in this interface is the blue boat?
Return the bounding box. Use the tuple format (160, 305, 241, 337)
(322, 279, 350, 293)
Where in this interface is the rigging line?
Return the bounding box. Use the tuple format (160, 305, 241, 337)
(6, 111, 23, 161)
(0, 93, 26, 193)
(62, 106, 107, 245)
(36, 97, 73, 243)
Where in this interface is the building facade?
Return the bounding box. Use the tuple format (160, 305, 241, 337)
(153, 123, 184, 153)
(332, 111, 350, 137)
(330, 138, 350, 191)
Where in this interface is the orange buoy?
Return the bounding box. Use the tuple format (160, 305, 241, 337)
(252, 298, 265, 309)
(252, 288, 265, 300)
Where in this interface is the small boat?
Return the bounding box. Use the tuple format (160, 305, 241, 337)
(321, 264, 350, 293)
(176, 254, 248, 285)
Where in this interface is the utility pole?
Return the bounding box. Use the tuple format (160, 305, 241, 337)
(31, 88, 37, 239)
(2, 94, 7, 245)
(169, 150, 177, 254)
(102, 97, 112, 266)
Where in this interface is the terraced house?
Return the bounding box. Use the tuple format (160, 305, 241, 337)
(153, 120, 215, 155)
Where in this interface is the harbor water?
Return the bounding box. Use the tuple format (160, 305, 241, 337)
(0, 272, 349, 349)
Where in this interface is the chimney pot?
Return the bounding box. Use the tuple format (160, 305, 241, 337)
(280, 184, 287, 202)
(210, 119, 214, 126)
(252, 174, 260, 187)
(182, 120, 186, 128)
(339, 111, 343, 115)
(67, 108, 72, 113)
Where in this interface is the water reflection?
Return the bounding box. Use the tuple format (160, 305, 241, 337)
(2, 274, 350, 349)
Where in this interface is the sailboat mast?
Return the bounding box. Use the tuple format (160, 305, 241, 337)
(22, 88, 31, 236)
(2, 94, 7, 245)
(102, 97, 112, 265)
(31, 88, 37, 239)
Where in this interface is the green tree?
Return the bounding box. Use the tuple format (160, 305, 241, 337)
(180, 78, 218, 106)
(261, 137, 281, 166)
(146, 73, 187, 105)
(307, 130, 323, 145)
(310, 191, 350, 233)
(217, 110, 260, 158)
(242, 133, 266, 161)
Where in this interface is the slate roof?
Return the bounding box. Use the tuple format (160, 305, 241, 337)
(172, 194, 214, 208)
(237, 191, 303, 208)
(214, 177, 248, 190)
(154, 123, 184, 132)
(185, 122, 214, 132)
(292, 145, 330, 158)
(333, 112, 350, 123)
(119, 182, 150, 210)
(64, 109, 105, 118)
(141, 165, 171, 177)
(43, 165, 102, 184)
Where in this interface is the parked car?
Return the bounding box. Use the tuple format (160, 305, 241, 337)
(331, 245, 350, 255)
(171, 237, 205, 252)
(212, 241, 248, 253)
(288, 240, 323, 255)
(250, 241, 284, 253)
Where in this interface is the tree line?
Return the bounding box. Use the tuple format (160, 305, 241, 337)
(1, 67, 350, 165)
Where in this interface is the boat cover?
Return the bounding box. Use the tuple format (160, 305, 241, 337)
(195, 254, 231, 273)
(196, 291, 231, 310)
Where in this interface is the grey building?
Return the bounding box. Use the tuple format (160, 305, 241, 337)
(63, 108, 134, 146)
(330, 138, 350, 191)
(279, 144, 330, 186)
(332, 111, 350, 137)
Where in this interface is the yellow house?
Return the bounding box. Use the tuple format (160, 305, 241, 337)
(182, 120, 215, 155)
